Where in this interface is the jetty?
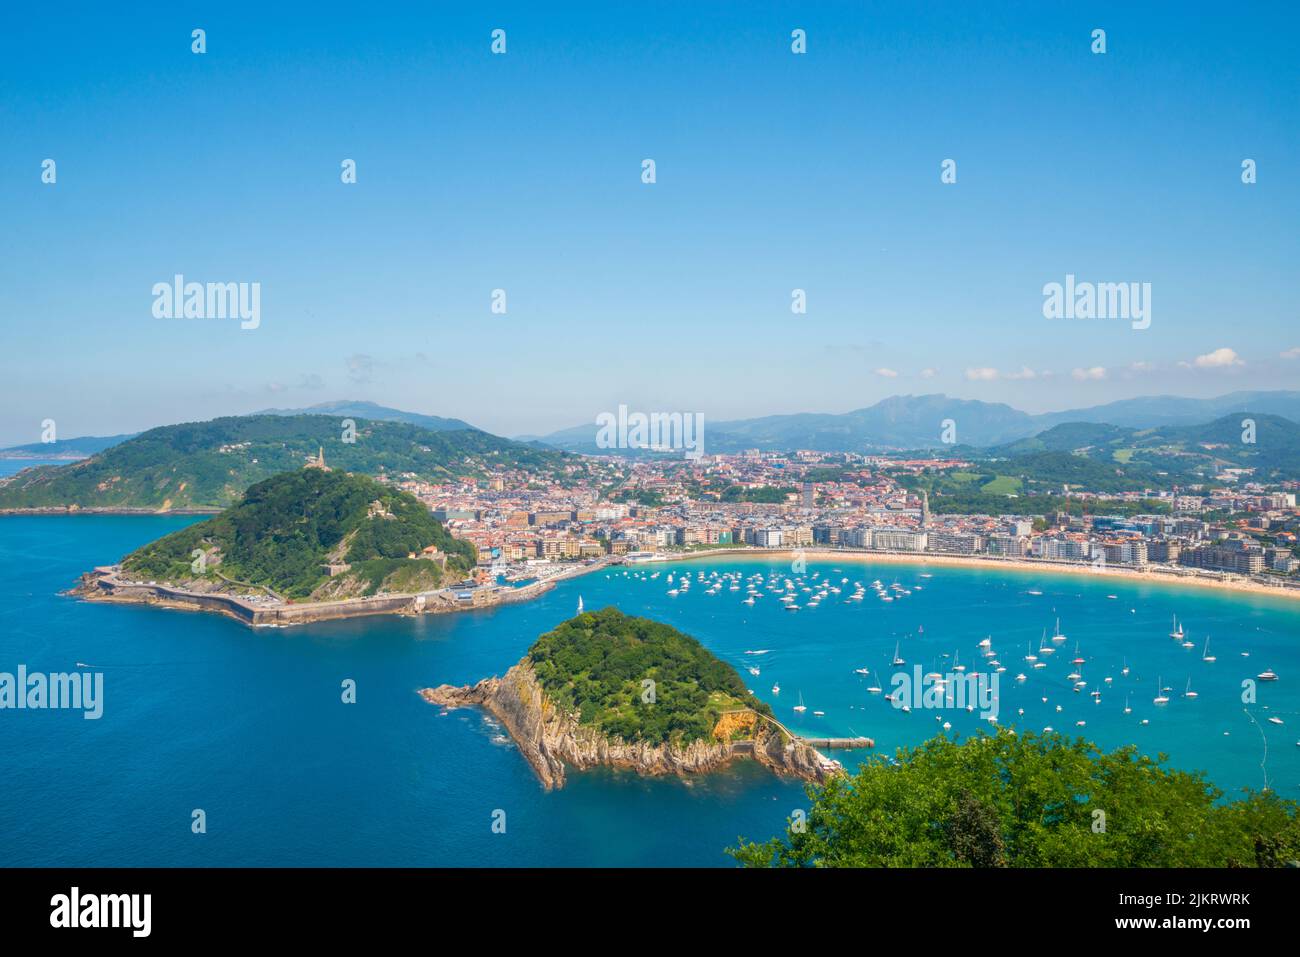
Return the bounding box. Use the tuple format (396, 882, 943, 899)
(802, 736, 875, 749)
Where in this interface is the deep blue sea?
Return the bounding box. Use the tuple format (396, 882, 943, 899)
(1, 517, 1297, 867)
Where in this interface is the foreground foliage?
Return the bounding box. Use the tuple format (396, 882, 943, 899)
(730, 730, 1300, 867)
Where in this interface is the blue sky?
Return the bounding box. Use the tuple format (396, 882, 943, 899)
(1, 1, 1297, 445)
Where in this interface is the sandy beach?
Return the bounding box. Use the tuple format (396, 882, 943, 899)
(644, 547, 1300, 605)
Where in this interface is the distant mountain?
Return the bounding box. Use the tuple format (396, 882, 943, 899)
(0, 414, 576, 510)
(257, 400, 475, 433)
(1037, 391, 1300, 430)
(536, 391, 1300, 453)
(538, 395, 1039, 452)
(0, 433, 135, 458)
(712, 395, 1038, 450)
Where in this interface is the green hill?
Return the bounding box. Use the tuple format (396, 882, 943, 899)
(121, 469, 476, 599)
(0, 414, 578, 509)
(526, 607, 771, 746)
(905, 414, 1300, 509)
(993, 414, 1300, 483)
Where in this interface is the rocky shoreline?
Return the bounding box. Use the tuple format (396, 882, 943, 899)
(420, 660, 840, 789)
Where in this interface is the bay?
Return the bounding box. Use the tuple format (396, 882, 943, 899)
(0, 518, 1296, 866)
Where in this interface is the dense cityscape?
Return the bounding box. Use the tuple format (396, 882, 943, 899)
(386, 447, 1300, 591)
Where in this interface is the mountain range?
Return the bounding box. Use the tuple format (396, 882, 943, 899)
(254, 400, 475, 433)
(533, 391, 1300, 453)
(0, 433, 137, 459)
(4, 392, 1300, 465)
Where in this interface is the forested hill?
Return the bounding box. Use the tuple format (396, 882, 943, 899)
(121, 469, 476, 600)
(526, 608, 771, 746)
(0, 414, 578, 509)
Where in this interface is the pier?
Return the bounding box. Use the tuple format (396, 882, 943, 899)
(802, 737, 875, 749)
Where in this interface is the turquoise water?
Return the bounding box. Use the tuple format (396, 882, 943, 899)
(1, 518, 1297, 866)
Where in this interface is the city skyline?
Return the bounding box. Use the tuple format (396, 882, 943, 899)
(2, 3, 1297, 445)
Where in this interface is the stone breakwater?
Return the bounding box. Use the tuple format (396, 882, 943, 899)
(71, 566, 558, 627)
(420, 660, 841, 790)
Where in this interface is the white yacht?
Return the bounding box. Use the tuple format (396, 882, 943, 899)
(1153, 676, 1170, 705)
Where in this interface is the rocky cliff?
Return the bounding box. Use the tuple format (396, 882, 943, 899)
(420, 660, 840, 790)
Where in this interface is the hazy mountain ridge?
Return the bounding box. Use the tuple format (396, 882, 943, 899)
(0, 433, 137, 458)
(536, 391, 1300, 453)
(255, 400, 476, 433)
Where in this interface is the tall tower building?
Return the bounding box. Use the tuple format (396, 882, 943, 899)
(920, 490, 930, 528)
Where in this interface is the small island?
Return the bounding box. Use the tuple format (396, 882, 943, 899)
(421, 607, 849, 789)
(71, 467, 530, 626)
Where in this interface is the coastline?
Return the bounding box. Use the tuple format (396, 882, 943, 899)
(647, 547, 1300, 604)
(70, 540, 1300, 630)
(71, 558, 607, 628)
(1, 506, 223, 516)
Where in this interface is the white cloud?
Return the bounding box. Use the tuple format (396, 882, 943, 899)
(1005, 366, 1038, 381)
(1181, 347, 1244, 369)
(346, 353, 375, 384)
(1071, 366, 1108, 381)
(1128, 360, 1155, 373)
(964, 367, 1001, 381)
(919, 367, 937, 379)
(1281, 347, 1300, 360)
(874, 367, 899, 378)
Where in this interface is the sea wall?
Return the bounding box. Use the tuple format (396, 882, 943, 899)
(78, 569, 561, 627)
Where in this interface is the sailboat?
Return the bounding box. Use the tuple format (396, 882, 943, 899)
(1202, 637, 1216, 663)
(1183, 677, 1198, 699)
(793, 691, 807, 713)
(1037, 629, 1054, 656)
(771, 682, 780, 694)
(1169, 614, 1184, 640)
(1121, 658, 1130, 677)
(1123, 694, 1132, 715)
(892, 642, 905, 666)
(1153, 676, 1170, 705)
(576, 595, 584, 615)
(1051, 617, 1067, 642)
